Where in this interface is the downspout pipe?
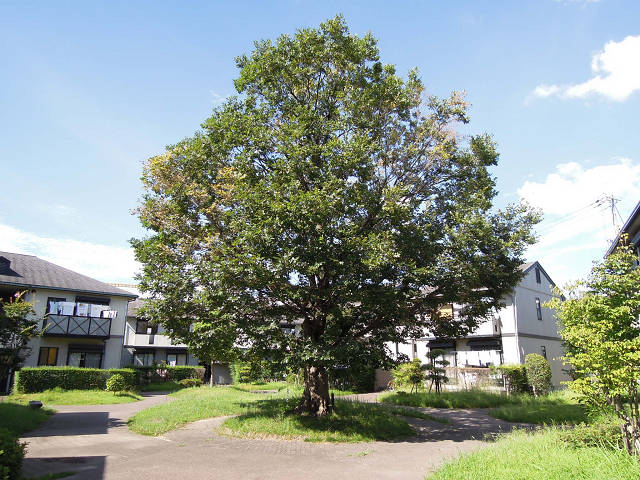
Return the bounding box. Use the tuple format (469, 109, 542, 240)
(509, 291, 522, 363)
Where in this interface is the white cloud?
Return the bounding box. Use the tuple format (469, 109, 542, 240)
(0, 223, 139, 284)
(518, 158, 640, 286)
(533, 35, 640, 101)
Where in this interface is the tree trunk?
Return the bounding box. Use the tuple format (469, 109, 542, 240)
(210, 360, 215, 388)
(296, 365, 331, 416)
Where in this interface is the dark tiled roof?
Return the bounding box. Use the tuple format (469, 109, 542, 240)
(519, 260, 556, 287)
(0, 251, 136, 298)
(127, 298, 146, 317)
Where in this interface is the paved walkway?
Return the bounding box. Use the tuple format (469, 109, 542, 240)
(22, 392, 526, 480)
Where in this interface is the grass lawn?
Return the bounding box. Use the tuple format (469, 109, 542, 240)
(489, 403, 588, 424)
(380, 390, 586, 423)
(428, 428, 640, 480)
(0, 401, 53, 436)
(129, 385, 290, 436)
(380, 389, 525, 408)
(220, 399, 414, 442)
(128, 384, 418, 441)
(9, 389, 142, 406)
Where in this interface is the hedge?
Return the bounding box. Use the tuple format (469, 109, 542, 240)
(14, 367, 136, 393)
(0, 428, 26, 480)
(14, 366, 206, 393)
(127, 366, 204, 385)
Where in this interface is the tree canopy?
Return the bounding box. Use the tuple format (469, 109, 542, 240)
(132, 16, 538, 415)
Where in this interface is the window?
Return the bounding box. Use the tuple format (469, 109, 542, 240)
(133, 351, 155, 366)
(540, 345, 547, 359)
(38, 347, 58, 366)
(46, 297, 67, 314)
(67, 345, 103, 368)
(68, 351, 102, 368)
(136, 320, 157, 335)
(535, 267, 541, 284)
(166, 352, 187, 366)
(535, 298, 542, 321)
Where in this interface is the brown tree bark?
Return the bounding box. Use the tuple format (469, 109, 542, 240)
(296, 365, 331, 416)
(210, 360, 215, 387)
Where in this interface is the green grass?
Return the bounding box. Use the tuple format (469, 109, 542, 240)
(489, 403, 588, 424)
(0, 401, 53, 436)
(380, 389, 524, 408)
(220, 399, 414, 442)
(140, 381, 183, 392)
(128, 385, 414, 441)
(128, 385, 282, 435)
(9, 388, 142, 405)
(428, 428, 640, 480)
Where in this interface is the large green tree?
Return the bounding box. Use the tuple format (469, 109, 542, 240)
(547, 243, 640, 455)
(133, 16, 537, 415)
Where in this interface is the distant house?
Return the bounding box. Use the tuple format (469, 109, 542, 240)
(393, 261, 569, 388)
(122, 298, 232, 384)
(0, 251, 136, 392)
(606, 200, 640, 261)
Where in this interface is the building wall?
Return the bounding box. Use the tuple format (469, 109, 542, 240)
(21, 287, 131, 369)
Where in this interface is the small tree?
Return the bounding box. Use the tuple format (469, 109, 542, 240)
(393, 359, 426, 393)
(106, 374, 127, 395)
(547, 243, 640, 455)
(0, 292, 37, 389)
(525, 353, 551, 396)
(426, 349, 449, 394)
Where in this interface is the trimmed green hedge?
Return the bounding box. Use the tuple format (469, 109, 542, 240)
(14, 366, 205, 393)
(14, 367, 136, 393)
(127, 366, 204, 385)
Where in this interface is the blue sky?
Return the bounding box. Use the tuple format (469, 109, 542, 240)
(1, 0, 639, 286)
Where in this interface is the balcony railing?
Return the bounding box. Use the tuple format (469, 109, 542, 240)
(43, 314, 111, 338)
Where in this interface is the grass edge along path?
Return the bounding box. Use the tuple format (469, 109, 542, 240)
(0, 402, 53, 436)
(427, 428, 640, 480)
(128, 386, 427, 441)
(9, 388, 143, 406)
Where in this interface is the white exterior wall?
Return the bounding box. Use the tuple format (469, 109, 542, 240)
(388, 263, 569, 388)
(21, 287, 132, 369)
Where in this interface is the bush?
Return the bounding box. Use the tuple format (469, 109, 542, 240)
(14, 367, 136, 393)
(525, 354, 552, 396)
(106, 374, 127, 394)
(0, 428, 26, 480)
(178, 378, 203, 388)
(392, 360, 426, 393)
(330, 364, 375, 393)
(558, 417, 623, 449)
(491, 364, 529, 394)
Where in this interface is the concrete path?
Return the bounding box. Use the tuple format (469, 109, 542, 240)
(22, 392, 525, 480)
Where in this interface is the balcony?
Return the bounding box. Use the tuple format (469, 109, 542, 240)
(43, 315, 111, 338)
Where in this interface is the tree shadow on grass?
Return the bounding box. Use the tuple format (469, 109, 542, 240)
(226, 397, 531, 444)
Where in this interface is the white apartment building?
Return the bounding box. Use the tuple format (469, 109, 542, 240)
(393, 261, 569, 387)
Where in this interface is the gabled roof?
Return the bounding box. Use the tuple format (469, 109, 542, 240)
(0, 251, 136, 299)
(519, 260, 556, 287)
(605, 200, 640, 257)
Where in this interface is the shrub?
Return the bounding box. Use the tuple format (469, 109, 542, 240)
(392, 359, 426, 393)
(525, 354, 552, 396)
(106, 374, 127, 394)
(491, 364, 529, 394)
(330, 365, 376, 393)
(14, 367, 136, 393)
(178, 378, 203, 388)
(558, 417, 623, 449)
(0, 428, 26, 480)
(128, 365, 201, 385)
